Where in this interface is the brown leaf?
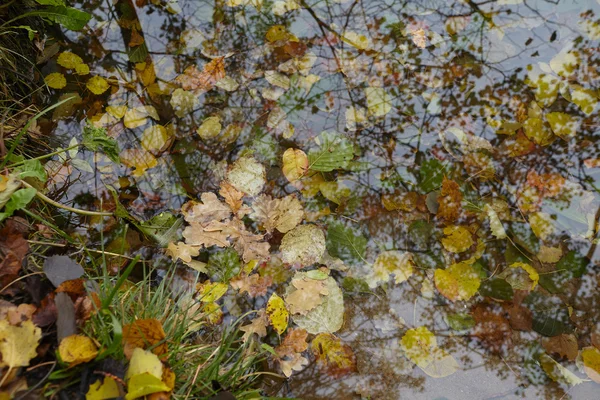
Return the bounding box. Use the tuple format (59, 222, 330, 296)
(311, 333, 357, 378)
(543, 334, 578, 361)
(275, 328, 309, 377)
(472, 303, 512, 353)
(175, 57, 225, 93)
(230, 274, 273, 297)
(122, 319, 168, 359)
(182, 193, 231, 225)
(0, 221, 29, 290)
(437, 177, 462, 221)
(250, 194, 304, 233)
(181, 224, 231, 248)
(285, 276, 329, 315)
(219, 181, 244, 213)
(240, 310, 268, 343)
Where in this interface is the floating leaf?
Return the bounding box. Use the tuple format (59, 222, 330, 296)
(227, 156, 266, 197)
(581, 346, 600, 383)
(57, 51, 83, 69)
(280, 224, 326, 266)
(291, 273, 344, 334)
(365, 87, 392, 117)
(251, 194, 304, 234)
(434, 261, 481, 302)
(58, 334, 98, 367)
(368, 251, 414, 288)
(484, 204, 506, 239)
(82, 124, 120, 163)
(570, 86, 598, 115)
(45, 72, 67, 89)
(120, 149, 158, 176)
(86, 76, 110, 95)
(285, 273, 329, 315)
(311, 333, 357, 378)
(0, 320, 41, 368)
(282, 148, 309, 182)
(539, 353, 584, 386)
(441, 226, 474, 253)
(266, 293, 288, 335)
(546, 112, 579, 140)
(308, 131, 354, 172)
(401, 326, 459, 378)
(326, 222, 367, 265)
(141, 125, 170, 154)
(170, 88, 198, 118)
(275, 328, 309, 377)
(175, 57, 225, 93)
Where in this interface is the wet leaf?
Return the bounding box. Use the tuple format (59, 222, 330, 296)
(226, 156, 266, 197)
(401, 326, 459, 378)
(86, 76, 110, 95)
(86, 377, 120, 400)
(240, 310, 268, 342)
(542, 333, 578, 361)
(546, 112, 579, 140)
(170, 88, 198, 118)
(419, 158, 447, 193)
(250, 194, 304, 234)
(441, 226, 474, 253)
(485, 204, 507, 239)
(290, 273, 344, 334)
(311, 333, 357, 378)
(539, 353, 584, 386)
(57, 51, 83, 69)
(570, 86, 598, 115)
(280, 224, 326, 266)
(367, 251, 414, 288)
(231, 274, 272, 297)
(45, 72, 66, 89)
(120, 149, 158, 176)
(282, 148, 309, 182)
(509, 262, 539, 290)
(326, 222, 366, 265)
(581, 346, 600, 383)
(82, 124, 120, 163)
(198, 282, 228, 303)
(58, 334, 98, 366)
(122, 319, 167, 359)
(0, 319, 41, 368)
(275, 328, 309, 377)
(266, 293, 288, 335)
(434, 261, 481, 302)
(141, 125, 170, 154)
(285, 273, 329, 315)
(438, 178, 462, 221)
(308, 131, 354, 172)
(365, 87, 392, 117)
(175, 57, 225, 93)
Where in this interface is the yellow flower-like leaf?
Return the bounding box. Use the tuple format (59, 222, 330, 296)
(266, 293, 289, 335)
(58, 334, 98, 367)
(45, 72, 67, 89)
(86, 76, 110, 95)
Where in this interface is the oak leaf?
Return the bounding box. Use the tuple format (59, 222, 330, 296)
(240, 310, 268, 342)
(122, 319, 167, 359)
(275, 328, 309, 377)
(285, 275, 329, 315)
(230, 273, 273, 297)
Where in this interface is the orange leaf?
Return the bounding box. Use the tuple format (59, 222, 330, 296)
(122, 319, 168, 359)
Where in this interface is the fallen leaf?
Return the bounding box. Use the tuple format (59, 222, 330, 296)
(368, 251, 414, 288)
(175, 57, 225, 94)
(275, 328, 309, 377)
(441, 226, 474, 253)
(58, 334, 98, 367)
(285, 274, 329, 315)
(125, 373, 171, 400)
(57, 51, 83, 69)
(280, 224, 326, 266)
(87, 76, 110, 95)
(226, 157, 266, 197)
(86, 377, 120, 400)
(282, 148, 309, 182)
(250, 194, 304, 234)
(45, 72, 67, 89)
(230, 273, 273, 297)
(0, 319, 41, 368)
(290, 273, 344, 334)
(311, 333, 357, 378)
(401, 326, 459, 378)
(266, 293, 288, 335)
(219, 181, 244, 213)
(434, 261, 481, 302)
(542, 334, 578, 361)
(539, 353, 585, 386)
(122, 319, 167, 359)
(437, 178, 462, 222)
(240, 310, 268, 342)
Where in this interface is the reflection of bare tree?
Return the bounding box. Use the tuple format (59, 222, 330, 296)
(41, 0, 600, 399)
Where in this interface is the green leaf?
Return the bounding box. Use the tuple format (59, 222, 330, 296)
(539, 251, 588, 294)
(208, 248, 241, 282)
(446, 313, 475, 331)
(326, 222, 367, 265)
(0, 188, 37, 221)
(478, 278, 513, 301)
(418, 158, 447, 193)
(35, 0, 66, 5)
(138, 212, 183, 247)
(14, 159, 46, 182)
(82, 123, 120, 163)
(308, 131, 354, 172)
(525, 292, 573, 337)
(31, 6, 91, 31)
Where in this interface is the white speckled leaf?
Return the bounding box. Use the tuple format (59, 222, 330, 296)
(227, 156, 266, 196)
(280, 224, 326, 266)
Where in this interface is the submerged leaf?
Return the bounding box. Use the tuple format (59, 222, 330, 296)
(311, 333, 357, 378)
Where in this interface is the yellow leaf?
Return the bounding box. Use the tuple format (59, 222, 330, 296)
(341, 31, 369, 50)
(45, 72, 67, 89)
(529, 212, 554, 240)
(120, 149, 158, 176)
(265, 25, 289, 42)
(310, 333, 356, 378)
(509, 262, 539, 290)
(266, 293, 288, 335)
(86, 377, 120, 400)
(196, 116, 221, 140)
(198, 282, 228, 303)
(58, 334, 98, 367)
(368, 250, 414, 288)
(86, 76, 110, 95)
(122, 319, 167, 359)
(202, 302, 224, 325)
(0, 319, 41, 368)
(75, 63, 90, 76)
(401, 326, 459, 378)
(141, 125, 170, 153)
(106, 105, 127, 119)
(581, 346, 600, 383)
(441, 226, 474, 253)
(434, 261, 481, 302)
(125, 348, 163, 380)
(125, 373, 170, 400)
(57, 51, 83, 69)
(282, 148, 309, 182)
(124, 107, 149, 129)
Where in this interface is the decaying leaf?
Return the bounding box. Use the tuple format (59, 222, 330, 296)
(441, 226, 474, 253)
(282, 148, 309, 182)
(275, 328, 309, 377)
(230, 273, 273, 297)
(311, 333, 357, 378)
(226, 157, 266, 197)
(250, 194, 304, 233)
(240, 310, 268, 342)
(280, 224, 326, 266)
(175, 57, 226, 94)
(285, 273, 329, 315)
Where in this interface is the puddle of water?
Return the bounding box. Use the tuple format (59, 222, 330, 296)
(38, 0, 600, 398)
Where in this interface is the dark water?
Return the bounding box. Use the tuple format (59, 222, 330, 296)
(41, 0, 600, 398)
